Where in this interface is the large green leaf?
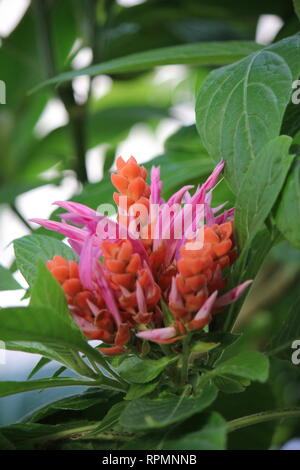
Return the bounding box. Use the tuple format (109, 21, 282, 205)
(121, 411, 228, 450)
(0, 302, 123, 386)
(212, 382, 276, 450)
(125, 381, 159, 401)
(32, 41, 262, 92)
(214, 351, 269, 383)
(0, 265, 21, 290)
(162, 412, 228, 450)
(196, 34, 300, 194)
(235, 136, 293, 248)
(120, 382, 218, 430)
(293, 0, 300, 21)
(30, 261, 77, 332)
(275, 159, 300, 250)
(267, 293, 300, 360)
(22, 388, 118, 423)
(14, 234, 77, 286)
(83, 402, 127, 437)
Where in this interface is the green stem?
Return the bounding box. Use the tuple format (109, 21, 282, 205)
(32, 0, 88, 184)
(10, 203, 32, 231)
(228, 408, 300, 433)
(180, 337, 190, 385)
(26, 422, 132, 445)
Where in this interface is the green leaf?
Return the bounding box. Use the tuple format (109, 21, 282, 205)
(0, 265, 21, 290)
(196, 34, 300, 194)
(27, 357, 52, 380)
(162, 412, 228, 450)
(196, 332, 240, 350)
(30, 261, 79, 333)
(120, 382, 218, 430)
(14, 234, 77, 286)
(125, 382, 159, 401)
(0, 377, 96, 398)
(293, 0, 300, 21)
(275, 159, 300, 250)
(213, 375, 249, 394)
(84, 402, 127, 437)
(0, 305, 122, 387)
(0, 432, 16, 450)
(32, 41, 262, 92)
(214, 351, 269, 383)
(119, 356, 178, 384)
(0, 420, 96, 450)
(212, 382, 276, 450)
(267, 293, 300, 360)
(235, 136, 293, 249)
(22, 389, 115, 423)
(192, 341, 220, 354)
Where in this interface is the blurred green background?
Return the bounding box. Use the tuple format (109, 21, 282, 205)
(0, 0, 300, 448)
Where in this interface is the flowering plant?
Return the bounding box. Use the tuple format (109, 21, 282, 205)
(32, 156, 251, 359)
(2, 1, 300, 451)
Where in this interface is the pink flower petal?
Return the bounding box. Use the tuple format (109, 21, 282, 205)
(150, 166, 163, 204)
(30, 219, 87, 241)
(193, 291, 218, 321)
(214, 280, 252, 308)
(136, 325, 176, 342)
(79, 235, 96, 290)
(136, 280, 147, 314)
(168, 185, 194, 206)
(94, 261, 122, 326)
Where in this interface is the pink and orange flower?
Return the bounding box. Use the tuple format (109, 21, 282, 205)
(32, 156, 251, 355)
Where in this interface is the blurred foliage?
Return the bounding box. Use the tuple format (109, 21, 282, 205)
(1, 0, 300, 450)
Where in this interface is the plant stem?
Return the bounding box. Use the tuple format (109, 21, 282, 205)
(28, 422, 132, 445)
(32, 0, 88, 184)
(228, 408, 300, 433)
(10, 203, 32, 231)
(180, 337, 190, 385)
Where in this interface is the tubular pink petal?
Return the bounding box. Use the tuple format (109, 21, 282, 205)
(136, 325, 176, 342)
(95, 260, 122, 326)
(214, 280, 252, 308)
(86, 299, 101, 316)
(193, 291, 218, 321)
(136, 280, 147, 314)
(67, 239, 83, 255)
(205, 203, 215, 226)
(202, 159, 225, 192)
(168, 185, 194, 206)
(214, 207, 235, 225)
(79, 235, 95, 290)
(30, 219, 87, 241)
(54, 201, 98, 217)
(150, 166, 163, 204)
(169, 276, 184, 309)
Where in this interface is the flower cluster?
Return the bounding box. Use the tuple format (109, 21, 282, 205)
(32, 156, 251, 355)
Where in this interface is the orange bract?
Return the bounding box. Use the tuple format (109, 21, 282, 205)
(46, 255, 104, 322)
(170, 221, 236, 321)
